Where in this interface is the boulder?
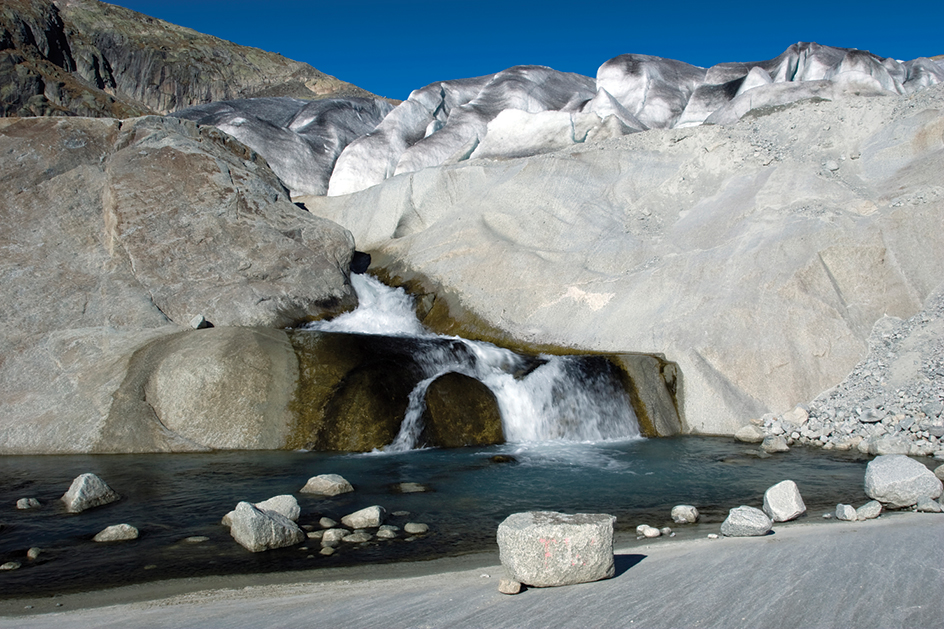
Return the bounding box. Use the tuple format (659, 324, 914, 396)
(341, 506, 385, 529)
(497, 511, 616, 588)
(301, 474, 354, 496)
(61, 473, 120, 513)
(864, 455, 943, 508)
(253, 495, 301, 522)
(734, 425, 766, 443)
(855, 501, 883, 520)
(420, 372, 504, 448)
(761, 436, 791, 453)
(93, 524, 139, 542)
(720, 506, 773, 537)
(671, 505, 699, 524)
(835, 504, 857, 521)
(227, 501, 305, 552)
(763, 480, 807, 522)
(15, 498, 40, 510)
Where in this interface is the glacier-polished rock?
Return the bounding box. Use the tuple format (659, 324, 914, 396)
(497, 511, 615, 587)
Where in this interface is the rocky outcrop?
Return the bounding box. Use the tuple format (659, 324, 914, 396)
(497, 511, 616, 587)
(0, 0, 380, 118)
(305, 83, 944, 436)
(0, 115, 356, 454)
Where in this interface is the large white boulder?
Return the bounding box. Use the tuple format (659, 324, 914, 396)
(865, 455, 943, 508)
(61, 473, 120, 513)
(721, 506, 773, 537)
(763, 480, 807, 522)
(227, 501, 305, 552)
(497, 511, 615, 587)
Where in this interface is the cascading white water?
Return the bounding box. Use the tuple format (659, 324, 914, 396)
(305, 274, 640, 450)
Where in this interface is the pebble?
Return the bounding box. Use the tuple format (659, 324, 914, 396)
(26, 547, 41, 560)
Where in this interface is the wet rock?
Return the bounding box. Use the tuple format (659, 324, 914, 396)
(26, 547, 41, 560)
(761, 435, 790, 453)
(720, 506, 772, 537)
(498, 511, 616, 587)
(420, 372, 504, 448)
(1, 562, 21, 571)
(855, 501, 883, 520)
(835, 504, 857, 521)
(395, 483, 429, 493)
(16, 498, 41, 510)
(404, 522, 429, 535)
(61, 473, 120, 513)
(94, 523, 139, 542)
(763, 480, 807, 522)
(734, 425, 766, 443)
(319, 546, 335, 556)
(253, 495, 301, 522)
(934, 465, 944, 482)
(321, 528, 350, 544)
(227, 501, 305, 552)
(499, 578, 522, 595)
(916, 496, 943, 513)
(182, 536, 209, 543)
(319, 517, 339, 529)
(376, 525, 399, 539)
(490, 455, 518, 464)
(342, 531, 373, 543)
(341, 506, 385, 529)
(671, 505, 699, 524)
(306, 530, 324, 540)
(864, 455, 943, 508)
(300, 474, 353, 496)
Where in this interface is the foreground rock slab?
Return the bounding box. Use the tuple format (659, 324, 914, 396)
(497, 511, 615, 587)
(864, 455, 943, 508)
(61, 473, 120, 513)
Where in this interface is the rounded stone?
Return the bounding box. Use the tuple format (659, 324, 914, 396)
(720, 506, 772, 537)
(671, 505, 699, 524)
(404, 522, 429, 535)
(300, 475, 353, 497)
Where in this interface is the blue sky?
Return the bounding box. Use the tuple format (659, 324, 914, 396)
(107, 1, 943, 100)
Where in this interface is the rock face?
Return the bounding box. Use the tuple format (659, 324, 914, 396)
(0, 0, 380, 118)
(864, 455, 943, 508)
(227, 501, 305, 552)
(0, 115, 356, 454)
(306, 81, 944, 436)
(763, 480, 807, 522)
(720, 506, 773, 537)
(497, 511, 616, 588)
(61, 473, 120, 513)
(420, 372, 504, 448)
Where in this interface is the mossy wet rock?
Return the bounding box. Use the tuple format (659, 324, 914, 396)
(420, 372, 504, 448)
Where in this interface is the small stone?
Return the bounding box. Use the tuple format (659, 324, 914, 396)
(916, 496, 943, 513)
(659, 527, 672, 536)
(16, 498, 41, 510)
(392, 510, 410, 517)
(26, 547, 41, 560)
(300, 474, 353, 496)
(342, 531, 373, 543)
(763, 480, 807, 522)
(376, 528, 397, 539)
(499, 578, 522, 595)
(319, 517, 338, 529)
(835, 504, 857, 521)
(189, 314, 211, 329)
(707, 534, 719, 539)
(855, 501, 883, 520)
(0, 561, 21, 571)
(93, 524, 139, 542)
(321, 528, 350, 543)
(320, 546, 335, 556)
(306, 530, 324, 540)
(253, 495, 301, 522)
(396, 482, 429, 493)
(671, 505, 699, 524)
(182, 536, 209, 543)
(404, 522, 429, 535)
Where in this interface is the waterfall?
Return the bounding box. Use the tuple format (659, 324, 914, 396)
(305, 274, 640, 450)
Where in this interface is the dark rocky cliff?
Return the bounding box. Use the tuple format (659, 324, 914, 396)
(1, 0, 380, 118)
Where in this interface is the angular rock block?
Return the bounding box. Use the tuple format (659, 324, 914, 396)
(497, 511, 616, 587)
(93, 524, 139, 542)
(61, 473, 120, 513)
(720, 506, 772, 537)
(864, 455, 943, 508)
(763, 480, 806, 522)
(228, 501, 305, 552)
